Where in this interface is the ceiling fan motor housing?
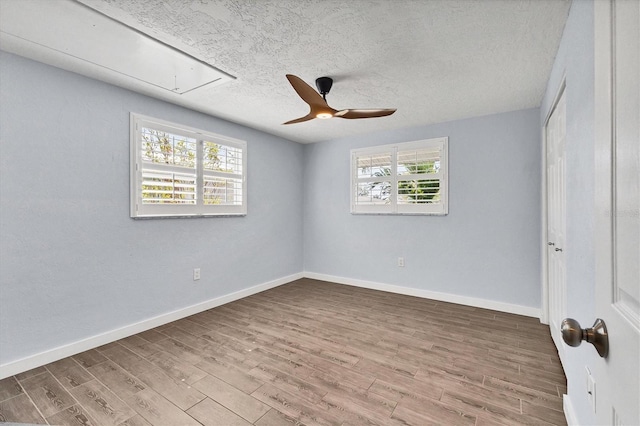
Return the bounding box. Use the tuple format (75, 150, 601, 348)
(315, 77, 333, 95)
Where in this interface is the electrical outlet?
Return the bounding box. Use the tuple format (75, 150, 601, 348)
(193, 268, 201, 281)
(398, 257, 405, 267)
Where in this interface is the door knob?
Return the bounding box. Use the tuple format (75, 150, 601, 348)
(555, 247, 563, 252)
(561, 318, 609, 358)
(548, 242, 555, 246)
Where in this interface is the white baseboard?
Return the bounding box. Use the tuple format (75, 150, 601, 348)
(1, 271, 542, 379)
(303, 271, 542, 318)
(563, 394, 578, 425)
(0, 272, 303, 380)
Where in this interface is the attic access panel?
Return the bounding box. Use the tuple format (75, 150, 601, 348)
(0, 0, 234, 94)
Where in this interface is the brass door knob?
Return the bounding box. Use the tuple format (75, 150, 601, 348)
(561, 318, 609, 358)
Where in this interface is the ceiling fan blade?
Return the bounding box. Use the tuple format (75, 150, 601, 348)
(283, 113, 316, 125)
(335, 109, 397, 119)
(286, 74, 328, 108)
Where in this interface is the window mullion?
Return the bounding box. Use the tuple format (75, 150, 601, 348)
(196, 139, 204, 210)
(391, 147, 398, 213)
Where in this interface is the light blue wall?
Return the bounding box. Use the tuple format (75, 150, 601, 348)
(1, 43, 555, 371)
(0, 52, 304, 366)
(303, 108, 542, 308)
(540, 1, 597, 424)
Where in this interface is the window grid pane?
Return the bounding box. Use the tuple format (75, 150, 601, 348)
(397, 149, 440, 176)
(204, 142, 243, 175)
(141, 127, 197, 169)
(203, 177, 243, 205)
(397, 179, 440, 204)
(141, 170, 196, 205)
(357, 154, 392, 178)
(355, 181, 391, 205)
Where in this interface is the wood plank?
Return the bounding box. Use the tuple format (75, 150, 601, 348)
(186, 397, 253, 426)
(95, 342, 124, 354)
(173, 318, 212, 335)
(199, 328, 259, 354)
(488, 348, 564, 374)
(101, 344, 205, 410)
(488, 369, 563, 396)
(251, 382, 343, 426)
(124, 388, 201, 426)
(321, 391, 398, 425)
(414, 363, 485, 388)
(522, 399, 567, 425)
(117, 414, 153, 426)
(368, 376, 443, 402)
(0, 376, 23, 402)
(440, 389, 549, 426)
(14, 366, 47, 382)
(254, 409, 303, 426)
(483, 375, 564, 412)
(119, 335, 165, 359)
(246, 346, 309, 376)
(46, 403, 100, 426)
(393, 393, 476, 426)
(438, 376, 522, 413)
(164, 326, 260, 371)
(195, 353, 264, 394)
(0, 393, 46, 424)
(133, 363, 207, 411)
(145, 350, 208, 385)
(192, 374, 270, 423)
(69, 379, 137, 425)
(391, 404, 467, 426)
(519, 364, 566, 384)
(87, 360, 147, 399)
(475, 414, 523, 426)
(277, 347, 375, 390)
(137, 329, 168, 343)
(248, 363, 327, 404)
(352, 358, 417, 383)
(73, 349, 108, 368)
(20, 371, 76, 417)
(153, 337, 204, 365)
(45, 357, 94, 389)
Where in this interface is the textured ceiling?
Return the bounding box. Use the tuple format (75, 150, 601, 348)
(1, 0, 571, 143)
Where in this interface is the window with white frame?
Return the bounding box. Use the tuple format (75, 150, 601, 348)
(130, 114, 247, 218)
(351, 137, 448, 215)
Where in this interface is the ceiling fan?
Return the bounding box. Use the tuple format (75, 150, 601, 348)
(282, 74, 397, 125)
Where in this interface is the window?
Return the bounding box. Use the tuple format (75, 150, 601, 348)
(130, 114, 247, 218)
(351, 137, 448, 215)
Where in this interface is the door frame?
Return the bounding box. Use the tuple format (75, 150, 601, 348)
(541, 76, 567, 329)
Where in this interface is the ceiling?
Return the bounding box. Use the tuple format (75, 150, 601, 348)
(0, 0, 570, 144)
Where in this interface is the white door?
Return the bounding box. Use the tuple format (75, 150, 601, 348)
(546, 86, 567, 353)
(593, 0, 640, 424)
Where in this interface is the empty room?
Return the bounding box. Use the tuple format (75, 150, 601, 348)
(0, 0, 638, 425)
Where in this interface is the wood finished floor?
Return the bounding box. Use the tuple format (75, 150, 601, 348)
(0, 278, 566, 426)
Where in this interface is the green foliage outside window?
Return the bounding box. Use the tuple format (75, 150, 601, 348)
(368, 161, 440, 204)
